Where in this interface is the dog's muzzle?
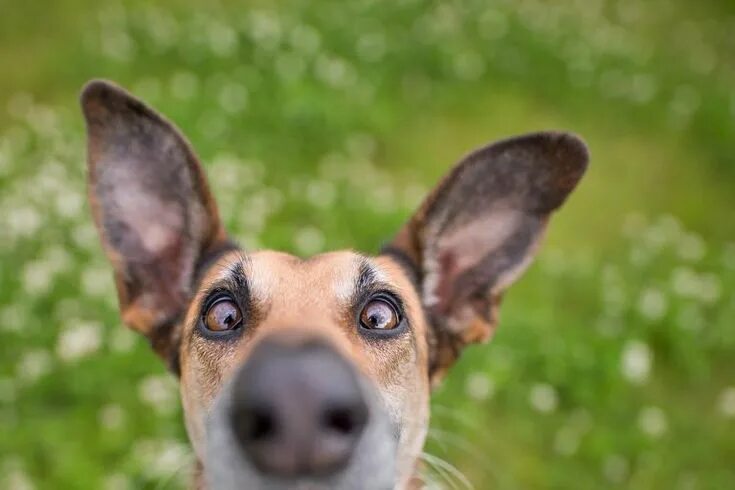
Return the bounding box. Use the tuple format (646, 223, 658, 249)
(205, 337, 397, 490)
(230, 340, 369, 476)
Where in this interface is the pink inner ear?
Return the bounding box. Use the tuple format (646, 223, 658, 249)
(424, 207, 525, 312)
(107, 158, 185, 259)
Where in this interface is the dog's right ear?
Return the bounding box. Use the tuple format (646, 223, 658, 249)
(383, 132, 588, 385)
(81, 80, 228, 369)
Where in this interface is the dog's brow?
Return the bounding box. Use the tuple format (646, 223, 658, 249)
(201, 252, 251, 297)
(192, 241, 243, 291)
(355, 259, 379, 292)
(353, 258, 400, 299)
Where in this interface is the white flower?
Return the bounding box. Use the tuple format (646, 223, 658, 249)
(294, 226, 325, 256)
(17, 349, 52, 384)
(602, 454, 629, 483)
(718, 387, 735, 418)
(142, 8, 180, 51)
(676, 232, 706, 262)
(465, 373, 495, 401)
(314, 56, 357, 88)
(5, 206, 42, 240)
(103, 473, 132, 490)
(56, 322, 102, 362)
(368, 184, 396, 214)
(109, 328, 137, 353)
(638, 406, 668, 438)
(306, 180, 337, 209)
(529, 383, 558, 413)
(2, 468, 35, 490)
(207, 22, 238, 57)
(289, 24, 321, 54)
(22, 260, 55, 296)
(356, 33, 386, 62)
(43, 246, 72, 275)
(248, 10, 282, 51)
(99, 404, 126, 430)
(637, 288, 667, 320)
(170, 72, 199, 100)
(134, 439, 192, 479)
(71, 222, 99, 251)
(629, 73, 657, 104)
(453, 51, 485, 80)
(621, 340, 652, 384)
(218, 82, 248, 114)
(671, 267, 700, 298)
(402, 183, 427, 211)
(671, 268, 721, 304)
(100, 30, 134, 62)
(553, 426, 580, 456)
(0, 305, 29, 333)
(81, 266, 113, 298)
(54, 191, 83, 219)
(138, 375, 178, 415)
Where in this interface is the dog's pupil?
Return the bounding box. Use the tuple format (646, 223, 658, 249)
(364, 301, 394, 329)
(208, 300, 242, 331)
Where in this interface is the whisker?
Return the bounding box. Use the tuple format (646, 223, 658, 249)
(419, 455, 457, 490)
(153, 450, 195, 490)
(427, 428, 499, 483)
(421, 451, 474, 490)
(412, 469, 445, 490)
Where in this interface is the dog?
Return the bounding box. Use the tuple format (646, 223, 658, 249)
(80, 79, 588, 489)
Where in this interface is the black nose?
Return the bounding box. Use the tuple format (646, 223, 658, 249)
(230, 339, 369, 477)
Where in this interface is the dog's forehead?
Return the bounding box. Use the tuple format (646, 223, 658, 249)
(198, 249, 411, 306)
(248, 250, 364, 303)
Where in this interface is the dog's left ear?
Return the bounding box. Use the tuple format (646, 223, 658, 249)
(81, 80, 228, 370)
(384, 132, 588, 384)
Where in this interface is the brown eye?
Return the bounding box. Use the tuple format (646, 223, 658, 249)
(359, 298, 400, 330)
(204, 299, 243, 332)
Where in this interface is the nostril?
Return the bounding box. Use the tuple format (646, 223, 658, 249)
(233, 405, 276, 443)
(323, 403, 368, 436)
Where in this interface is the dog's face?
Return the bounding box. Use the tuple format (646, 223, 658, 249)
(81, 80, 587, 489)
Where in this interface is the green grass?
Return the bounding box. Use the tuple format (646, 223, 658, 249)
(1, 0, 734, 488)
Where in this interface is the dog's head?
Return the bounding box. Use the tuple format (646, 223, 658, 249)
(80, 80, 588, 489)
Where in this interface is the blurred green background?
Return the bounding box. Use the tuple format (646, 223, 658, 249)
(1, 0, 734, 488)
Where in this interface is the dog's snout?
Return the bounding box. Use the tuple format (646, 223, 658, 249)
(230, 340, 369, 477)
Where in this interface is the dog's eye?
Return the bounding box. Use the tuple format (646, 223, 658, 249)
(204, 299, 243, 332)
(359, 298, 400, 330)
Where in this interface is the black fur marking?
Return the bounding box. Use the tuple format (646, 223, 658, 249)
(379, 245, 421, 290)
(191, 239, 242, 292)
(150, 313, 184, 376)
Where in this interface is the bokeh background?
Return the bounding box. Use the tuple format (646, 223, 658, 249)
(1, 0, 734, 488)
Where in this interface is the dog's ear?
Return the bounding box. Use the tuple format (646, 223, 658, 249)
(384, 132, 588, 385)
(81, 80, 228, 370)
